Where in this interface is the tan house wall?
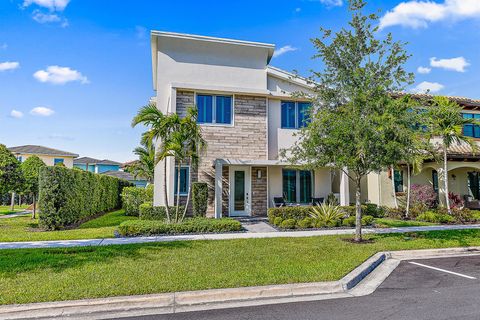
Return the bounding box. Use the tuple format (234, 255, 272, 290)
(16, 154, 75, 168)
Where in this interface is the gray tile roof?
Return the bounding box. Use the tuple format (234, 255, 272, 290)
(101, 170, 147, 181)
(8, 145, 79, 157)
(74, 157, 121, 166)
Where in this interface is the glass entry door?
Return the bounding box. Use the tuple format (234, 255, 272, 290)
(229, 167, 251, 216)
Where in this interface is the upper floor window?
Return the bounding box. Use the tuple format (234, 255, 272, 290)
(196, 94, 232, 125)
(54, 158, 64, 165)
(462, 113, 480, 138)
(281, 101, 311, 129)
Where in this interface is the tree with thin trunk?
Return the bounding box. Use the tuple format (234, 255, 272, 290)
(425, 96, 477, 214)
(20, 155, 46, 219)
(125, 138, 155, 184)
(131, 104, 181, 222)
(0, 144, 23, 212)
(286, 0, 414, 242)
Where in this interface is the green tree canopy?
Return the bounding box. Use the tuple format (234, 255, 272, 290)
(287, 0, 416, 241)
(0, 144, 23, 195)
(21, 155, 46, 218)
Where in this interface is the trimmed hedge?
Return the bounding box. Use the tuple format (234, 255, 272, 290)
(121, 185, 154, 216)
(192, 182, 208, 217)
(38, 166, 132, 230)
(118, 218, 242, 236)
(139, 203, 185, 221)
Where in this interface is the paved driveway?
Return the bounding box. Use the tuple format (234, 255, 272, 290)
(122, 255, 480, 320)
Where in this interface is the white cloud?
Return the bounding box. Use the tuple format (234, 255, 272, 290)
(0, 61, 20, 71)
(9, 110, 24, 118)
(23, 0, 70, 11)
(319, 0, 343, 7)
(30, 107, 55, 117)
(33, 66, 89, 85)
(295, 7, 301, 13)
(430, 56, 469, 72)
(273, 45, 298, 58)
(380, 0, 480, 29)
(412, 81, 445, 93)
(417, 66, 431, 74)
(0, 43, 7, 50)
(32, 11, 60, 23)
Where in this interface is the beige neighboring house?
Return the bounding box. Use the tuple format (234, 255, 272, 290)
(8, 145, 79, 168)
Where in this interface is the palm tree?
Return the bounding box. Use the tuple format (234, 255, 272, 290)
(125, 137, 155, 184)
(131, 104, 180, 222)
(426, 96, 477, 214)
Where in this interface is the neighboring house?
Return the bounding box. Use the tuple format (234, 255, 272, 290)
(101, 170, 148, 188)
(150, 31, 349, 218)
(8, 145, 78, 168)
(73, 157, 122, 174)
(367, 94, 480, 209)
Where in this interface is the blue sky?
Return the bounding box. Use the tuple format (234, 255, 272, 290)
(1, 0, 479, 162)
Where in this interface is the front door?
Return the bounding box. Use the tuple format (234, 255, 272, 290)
(229, 167, 251, 216)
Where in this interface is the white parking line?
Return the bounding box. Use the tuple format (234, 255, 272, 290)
(409, 261, 477, 280)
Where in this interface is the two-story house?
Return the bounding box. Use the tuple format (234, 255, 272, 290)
(150, 31, 350, 218)
(8, 145, 78, 168)
(73, 157, 122, 174)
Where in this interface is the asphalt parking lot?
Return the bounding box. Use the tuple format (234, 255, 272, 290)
(121, 255, 480, 320)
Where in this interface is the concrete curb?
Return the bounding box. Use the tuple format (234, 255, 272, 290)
(2, 246, 480, 319)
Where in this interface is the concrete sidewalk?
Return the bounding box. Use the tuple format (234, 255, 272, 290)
(1, 223, 480, 250)
(0, 211, 29, 219)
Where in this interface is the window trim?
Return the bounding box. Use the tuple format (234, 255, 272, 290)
(281, 100, 311, 129)
(195, 93, 234, 127)
(174, 165, 190, 196)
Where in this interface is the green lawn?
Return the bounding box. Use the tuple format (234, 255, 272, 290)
(0, 205, 29, 215)
(1, 229, 480, 305)
(0, 209, 137, 242)
(374, 218, 437, 228)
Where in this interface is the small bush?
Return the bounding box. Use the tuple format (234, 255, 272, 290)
(325, 193, 338, 205)
(342, 216, 356, 227)
(410, 184, 437, 209)
(273, 216, 284, 226)
(361, 215, 374, 226)
(121, 187, 148, 216)
(297, 217, 315, 228)
(364, 204, 383, 217)
(268, 206, 312, 223)
(145, 185, 154, 202)
(310, 203, 344, 227)
(383, 206, 405, 219)
(471, 211, 480, 222)
(448, 192, 464, 209)
(452, 208, 473, 223)
(280, 219, 297, 229)
(138, 203, 182, 221)
(192, 182, 208, 217)
(416, 211, 454, 224)
(118, 217, 242, 236)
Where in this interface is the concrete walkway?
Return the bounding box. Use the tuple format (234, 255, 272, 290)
(1, 224, 480, 250)
(0, 211, 29, 219)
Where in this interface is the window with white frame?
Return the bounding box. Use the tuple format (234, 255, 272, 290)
(196, 94, 233, 125)
(281, 101, 312, 129)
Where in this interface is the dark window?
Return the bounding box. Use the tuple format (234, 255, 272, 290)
(282, 169, 297, 202)
(432, 170, 439, 193)
(281, 101, 312, 129)
(174, 167, 189, 195)
(468, 172, 480, 200)
(281, 101, 296, 129)
(462, 113, 480, 138)
(394, 170, 403, 193)
(299, 171, 312, 203)
(196, 94, 232, 124)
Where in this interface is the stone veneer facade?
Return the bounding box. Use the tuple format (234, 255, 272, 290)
(176, 90, 268, 217)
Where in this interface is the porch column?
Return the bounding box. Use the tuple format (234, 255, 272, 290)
(339, 168, 350, 206)
(214, 160, 223, 219)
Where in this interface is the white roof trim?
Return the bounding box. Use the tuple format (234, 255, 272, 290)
(267, 66, 315, 90)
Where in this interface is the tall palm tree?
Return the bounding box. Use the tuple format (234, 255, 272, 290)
(125, 137, 155, 184)
(131, 104, 180, 222)
(426, 96, 477, 214)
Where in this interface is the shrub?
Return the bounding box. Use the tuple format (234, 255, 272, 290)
(410, 184, 437, 209)
(38, 166, 132, 230)
(145, 184, 154, 202)
(280, 219, 297, 229)
(273, 216, 283, 226)
(416, 211, 454, 224)
(118, 217, 242, 236)
(121, 187, 148, 216)
(383, 206, 405, 219)
(268, 206, 312, 223)
(339, 204, 382, 217)
(325, 193, 338, 205)
(448, 192, 464, 209)
(361, 215, 374, 226)
(452, 208, 473, 223)
(310, 203, 344, 227)
(471, 211, 480, 222)
(138, 203, 183, 221)
(342, 216, 356, 227)
(192, 182, 208, 217)
(297, 217, 314, 229)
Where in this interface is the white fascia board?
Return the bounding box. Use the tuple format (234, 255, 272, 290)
(267, 66, 316, 89)
(171, 82, 270, 96)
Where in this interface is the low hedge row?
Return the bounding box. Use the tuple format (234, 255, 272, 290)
(38, 166, 132, 230)
(139, 203, 185, 220)
(118, 218, 242, 236)
(273, 215, 374, 229)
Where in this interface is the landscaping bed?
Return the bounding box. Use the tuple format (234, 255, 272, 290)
(2, 229, 480, 305)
